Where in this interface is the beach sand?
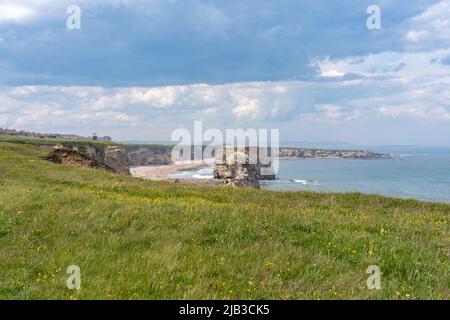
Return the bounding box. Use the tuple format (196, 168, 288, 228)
(130, 160, 223, 186)
(130, 161, 203, 180)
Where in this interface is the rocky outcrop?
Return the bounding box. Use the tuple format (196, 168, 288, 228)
(45, 143, 130, 175)
(214, 147, 276, 181)
(214, 151, 260, 188)
(102, 146, 131, 175)
(213, 148, 265, 188)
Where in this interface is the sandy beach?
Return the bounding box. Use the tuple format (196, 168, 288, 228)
(130, 160, 224, 187)
(130, 160, 210, 180)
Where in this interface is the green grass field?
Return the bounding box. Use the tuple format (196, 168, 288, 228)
(0, 139, 448, 300)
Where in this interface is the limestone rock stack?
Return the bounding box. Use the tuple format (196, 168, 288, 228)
(214, 150, 261, 188)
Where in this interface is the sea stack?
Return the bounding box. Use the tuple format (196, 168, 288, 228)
(213, 147, 276, 188)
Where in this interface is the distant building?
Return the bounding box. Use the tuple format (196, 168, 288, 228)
(91, 133, 112, 142)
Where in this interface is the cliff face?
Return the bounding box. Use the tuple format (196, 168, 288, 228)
(46, 143, 175, 175)
(45, 148, 117, 173)
(46, 143, 130, 175)
(125, 145, 173, 166)
(102, 146, 131, 175)
(278, 148, 389, 159)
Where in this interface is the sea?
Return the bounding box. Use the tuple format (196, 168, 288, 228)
(167, 145, 450, 203)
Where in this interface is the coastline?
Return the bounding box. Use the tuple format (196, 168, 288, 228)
(130, 161, 207, 180)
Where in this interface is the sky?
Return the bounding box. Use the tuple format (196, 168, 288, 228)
(0, 0, 450, 145)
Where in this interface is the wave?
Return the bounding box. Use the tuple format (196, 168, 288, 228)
(197, 167, 214, 175)
(292, 179, 319, 185)
(192, 174, 214, 179)
(261, 179, 319, 186)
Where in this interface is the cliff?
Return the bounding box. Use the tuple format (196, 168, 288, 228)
(46, 143, 130, 175)
(125, 145, 391, 165)
(125, 145, 173, 166)
(278, 148, 389, 159)
(45, 148, 117, 173)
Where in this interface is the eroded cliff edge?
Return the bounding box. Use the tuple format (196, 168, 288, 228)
(45, 142, 131, 175)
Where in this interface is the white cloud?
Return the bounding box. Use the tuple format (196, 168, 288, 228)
(1, 61, 448, 138)
(232, 98, 260, 119)
(7, 0, 167, 14)
(0, 74, 449, 142)
(320, 69, 346, 78)
(0, 4, 36, 23)
(405, 0, 450, 47)
(0, 82, 312, 137)
(311, 49, 450, 79)
(406, 30, 428, 43)
(0, 0, 150, 24)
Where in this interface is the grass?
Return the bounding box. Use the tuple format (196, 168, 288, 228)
(0, 135, 119, 147)
(0, 139, 449, 300)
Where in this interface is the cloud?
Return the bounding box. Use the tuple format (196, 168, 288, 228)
(232, 98, 260, 119)
(406, 30, 428, 43)
(311, 49, 450, 79)
(0, 4, 36, 23)
(404, 0, 450, 48)
(379, 106, 450, 120)
(319, 70, 346, 78)
(0, 82, 307, 138)
(1, 60, 449, 139)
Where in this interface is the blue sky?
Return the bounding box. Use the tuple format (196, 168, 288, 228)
(0, 0, 450, 145)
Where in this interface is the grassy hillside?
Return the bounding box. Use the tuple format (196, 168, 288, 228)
(0, 139, 448, 300)
(0, 135, 119, 147)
